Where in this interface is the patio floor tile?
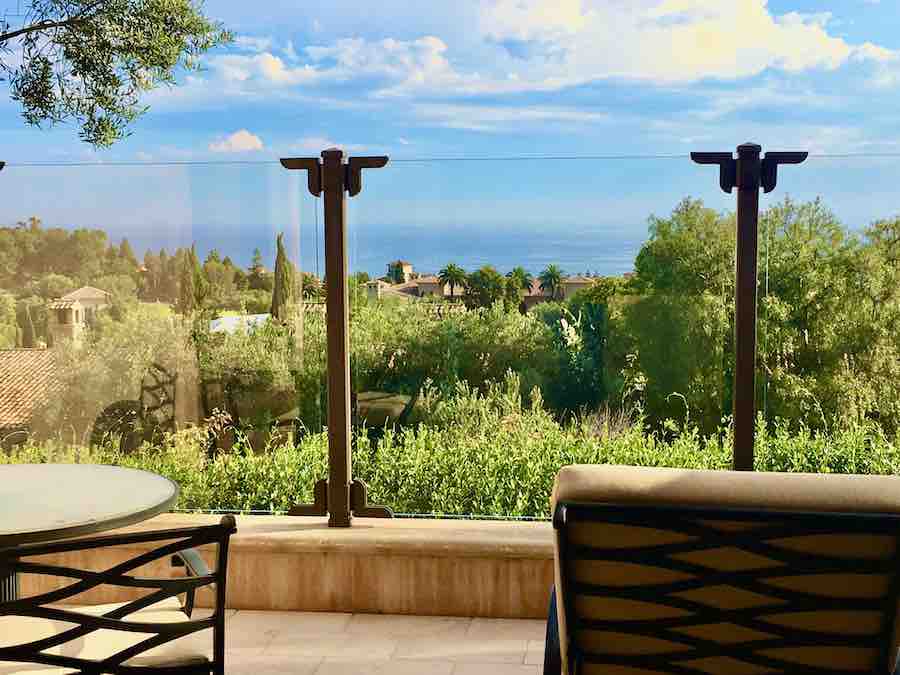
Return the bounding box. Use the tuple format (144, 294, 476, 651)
(467, 618, 546, 641)
(345, 613, 472, 638)
(315, 658, 455, 674)
(226, 653, 321, 674)
(42, 606, 545, 674)
(393, 637, 528, 663)
(265, 635, 400, 660)
(451, 665, 541, 675)
(525, 640, 545, 665)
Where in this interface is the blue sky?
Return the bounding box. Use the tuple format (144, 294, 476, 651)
(1, 0, 900, 273)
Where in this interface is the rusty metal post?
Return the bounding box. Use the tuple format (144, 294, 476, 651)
(281, 149, 392, 526)
(692, 144, 806, 471)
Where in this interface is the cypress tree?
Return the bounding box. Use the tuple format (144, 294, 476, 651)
(191, 245, 207, 308)
(21, 304, 36, 348)
(179, 250, 196, 314)
(270, 233, 293, 322)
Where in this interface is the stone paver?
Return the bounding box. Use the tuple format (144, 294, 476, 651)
(222, 609, 545, 674)
(17, 607, 544, 674)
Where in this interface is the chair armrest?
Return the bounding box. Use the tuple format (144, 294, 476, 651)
(171, 548, 211, 616)
(172, 548, 211, 577)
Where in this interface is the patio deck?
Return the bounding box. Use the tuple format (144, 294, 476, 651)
(192, 608, 544, 674)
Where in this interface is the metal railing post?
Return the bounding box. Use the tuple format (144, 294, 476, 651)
(733, 143, 762, 472)
(321, 149, 352, 527)
(692, 144, 807, 471)
(281, 149, 392, 526)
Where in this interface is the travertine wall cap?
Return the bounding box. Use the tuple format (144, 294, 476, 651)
(118, 514, 554, 559)
(553, 464, 900, 514)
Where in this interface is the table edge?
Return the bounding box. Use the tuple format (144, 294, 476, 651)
(0, 467, 180, 548)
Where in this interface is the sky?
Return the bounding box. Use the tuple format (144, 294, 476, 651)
(1, 0, 900, 274)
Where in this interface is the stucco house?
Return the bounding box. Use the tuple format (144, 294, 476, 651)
(48, 286, 111, 343)
(413, 275, 466, 299)
(386, 260, 414, 283)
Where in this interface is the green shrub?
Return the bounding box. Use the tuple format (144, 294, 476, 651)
(7, 373, 899, 519)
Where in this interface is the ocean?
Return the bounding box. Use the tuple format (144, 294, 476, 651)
(122, 222, 648, 279)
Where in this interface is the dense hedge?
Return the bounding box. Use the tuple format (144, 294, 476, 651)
(6, 374, 899, 518)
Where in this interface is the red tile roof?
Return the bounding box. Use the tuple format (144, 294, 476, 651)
(0, 349, 60, 432)
(60, 286, 110, 302)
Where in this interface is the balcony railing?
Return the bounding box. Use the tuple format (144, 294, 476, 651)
(1, 148, 898, 523)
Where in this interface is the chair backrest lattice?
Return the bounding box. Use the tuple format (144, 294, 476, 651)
(0, 516, 236, 674)
(555, 502, 900, 675)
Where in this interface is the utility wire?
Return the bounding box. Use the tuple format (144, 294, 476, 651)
(6, 151, 900, 168)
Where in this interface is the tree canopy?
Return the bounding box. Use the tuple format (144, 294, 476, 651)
(438, 263, 467, 299)
(0, 0, 231, 146)
(539, 264, 564, 300)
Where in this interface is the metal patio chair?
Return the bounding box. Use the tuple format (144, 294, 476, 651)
(0, 516, 236, 674)
(545, 465, 900, 675)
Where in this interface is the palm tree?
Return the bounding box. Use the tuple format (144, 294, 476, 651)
(438, 263, 467, 300)
(506, 266, 534, 293)
(539, 264, 564, 300)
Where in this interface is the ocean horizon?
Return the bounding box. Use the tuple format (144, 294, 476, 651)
(109, 222, 647, 279)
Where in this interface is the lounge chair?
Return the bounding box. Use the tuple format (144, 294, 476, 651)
(0, 515, 236, 674)
(545, 465, 900, 674)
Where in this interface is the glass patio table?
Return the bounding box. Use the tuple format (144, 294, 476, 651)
(0, 464, 179, 602)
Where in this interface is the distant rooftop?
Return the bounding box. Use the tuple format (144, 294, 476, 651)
(0, 349, 60, 433)
(60, 286, 111, 302)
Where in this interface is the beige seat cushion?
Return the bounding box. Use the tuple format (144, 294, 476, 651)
(0, 597, 211, 674)
(551, 465, 900, 674)
(553, 464, 900, 514)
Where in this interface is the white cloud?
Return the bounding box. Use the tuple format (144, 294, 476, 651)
(209, 130, 265, 153)
(203, 3, 896, 103)
(481, 0, 589, 43)
(413, 103, 610, 131)
(233, 35, 274, 53)
(289, 136, 366, 154)
(209, 52, 320, 86)
(144, 2, 899, 126)
(478, 0, 896, 85)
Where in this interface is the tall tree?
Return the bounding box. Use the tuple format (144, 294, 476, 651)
(17, 303, 36, 348)
(178, 250, 196, 314)
(270, 233, 293, 321)
(438, 263, 467, 300)
(506, 266, 534, 292)
(190, 245, 207, 308)
(539, 264, 565, 300)
(248, 247, 273, 292)
(0, 1, 231, 146)
(465, 266, 505, 309)
(118, 238, 138, 268)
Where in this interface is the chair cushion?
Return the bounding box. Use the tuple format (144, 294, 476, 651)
(0, 596, 211, 674)
(553, 464, 900, 514)
(551, 465, 900, 674)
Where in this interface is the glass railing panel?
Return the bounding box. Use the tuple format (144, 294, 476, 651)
(1, 152, 894, 519)
(0, 161, 326, 513)
(346, 156, 739, 518)
(756, 154, 900, 474)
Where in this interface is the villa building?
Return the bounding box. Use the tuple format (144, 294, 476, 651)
(369, 269, 600, 309)
(48, 286, 111, 344)
(386, 260, 414, 283)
